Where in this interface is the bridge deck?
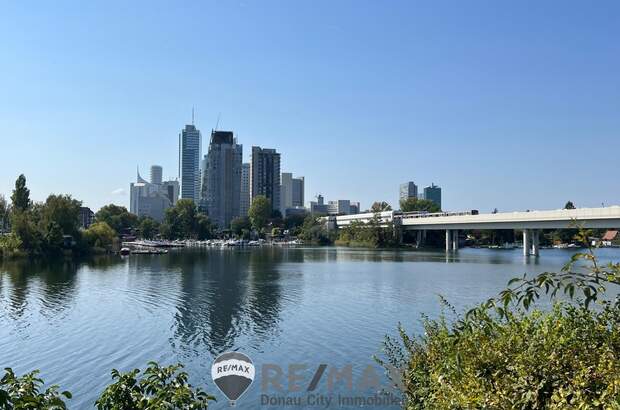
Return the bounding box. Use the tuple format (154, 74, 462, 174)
(401, 207, 620, 230)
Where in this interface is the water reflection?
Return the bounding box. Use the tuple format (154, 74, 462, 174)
(0, 256, 119, 321)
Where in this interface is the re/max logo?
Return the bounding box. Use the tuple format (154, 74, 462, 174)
(259, 364, 403, 392)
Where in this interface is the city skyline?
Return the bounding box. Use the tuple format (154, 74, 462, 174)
(1, 1, 619, 212)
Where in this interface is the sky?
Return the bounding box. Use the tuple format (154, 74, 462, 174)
(0, 0, 619, 213)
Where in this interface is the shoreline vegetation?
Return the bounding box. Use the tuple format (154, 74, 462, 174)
(2, 234, 619, 408)
(0, 175, 609, 260)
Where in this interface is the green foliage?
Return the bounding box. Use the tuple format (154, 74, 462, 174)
(370, 201, 392, 212)
(0, 234, 22, 257)
(10, 174, 30, 213)
(298, 215, 334, 245)
(96, 204, 138, 235)
(137, 216, 159, 239)
(380, 303, 620, 409)
(0, 362, 215, 409)
(83, 222, 117, 251)
(400, 198, 441, 213)
(379, 227, 620, 409)
(160, 200, 214, 240)
(43, 221, 64, 254)
(0, 195, 9, 232)
(230, 216, 251, 237)
(10, 210, 42, 254)
(337, 215, 399, 248)
(0, 368, 72, 409)
(95, 362, 215, 410)
(283, 212, 307, 236)
(40, 195, 82, 237)
(248, 196, 271, 233)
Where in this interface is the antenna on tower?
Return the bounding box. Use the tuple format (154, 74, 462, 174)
(192, 106, 195, 125)
(214, 113, 221, 131)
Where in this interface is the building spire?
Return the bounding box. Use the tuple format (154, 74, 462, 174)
(192, 106, 195, 125)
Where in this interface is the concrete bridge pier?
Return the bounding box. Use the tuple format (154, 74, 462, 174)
(452, 229, 459, 251)
(416, 230, 423, 248)
(523, 229, 530, 256)
(531, 229, 540, 257)
(445, 229, 459, 251)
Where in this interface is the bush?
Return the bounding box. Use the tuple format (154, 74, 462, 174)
(83, 222, 117, 252)
(0, 362, 215, 409)
(0, 368, 72, 408)
(96, 362, 215, 409)
(379, 229, 620, 409)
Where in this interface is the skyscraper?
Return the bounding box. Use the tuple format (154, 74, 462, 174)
(280, 173, 305, 215)
(400, 181, 418, 202)
(280, 172, 293, 215)
(201, 131, 242, 229)
(292, 176, 304, 207)
(240, 163, 250, 217)
(150, 165, 163, 185)
(250, 146, 281, 213)
(423, 183, 442, 210)
(178, 124, 201, 203)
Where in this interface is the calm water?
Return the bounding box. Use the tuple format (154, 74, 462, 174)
(1, 247, 619, 409)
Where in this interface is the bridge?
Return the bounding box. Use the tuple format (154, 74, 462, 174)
(326, 206, 620, 256)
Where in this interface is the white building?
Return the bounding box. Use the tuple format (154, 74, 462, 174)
(130, 167, 179, 222)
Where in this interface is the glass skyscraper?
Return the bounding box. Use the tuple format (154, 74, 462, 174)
(178, 124, 201, 203)
(201, 131, 242, 229)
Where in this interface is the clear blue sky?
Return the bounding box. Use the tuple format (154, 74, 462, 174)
(1, 0, 618, 212)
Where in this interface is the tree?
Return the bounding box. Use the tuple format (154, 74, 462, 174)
(249, 196, 271, 233)
(40, 194, 82, 236)
(160, 200, 214, 240)
(400, 197, 441, 213)
(10, 174, 30, 212)
(230, 216, 251, 237)
(96, 204, 137, 234)
(137, 216, 159, 239)
(195, 213, 214, 240)
(43, 221, 64, 254)
(564, 201, 576, 210)
(0, 194, 8, 231)
(284, 212, 307, 233)
(10, 210, 42, 253)
(83, 222, 117, 251)
(298, 214, 333, 245)
(370, 201, 392, 213)
(95, 362, 214, 410)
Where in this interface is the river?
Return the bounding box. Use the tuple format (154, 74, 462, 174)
(1, 247, 619, 409)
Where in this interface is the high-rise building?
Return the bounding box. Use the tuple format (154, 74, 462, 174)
(292, 176, 304, 207)
(400, 181, 418, 202)
(201, 130, 242, 229)
(240, 163, 250, 217)
(280, 172, 293, 215)
(178, 124, 201, 203)
(130, 168, 176, 222)
(150, 165, 163, 185)
(250, 146, 281, 213)
(423, 183, 442, 209)
(281, 173, 305, 215)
